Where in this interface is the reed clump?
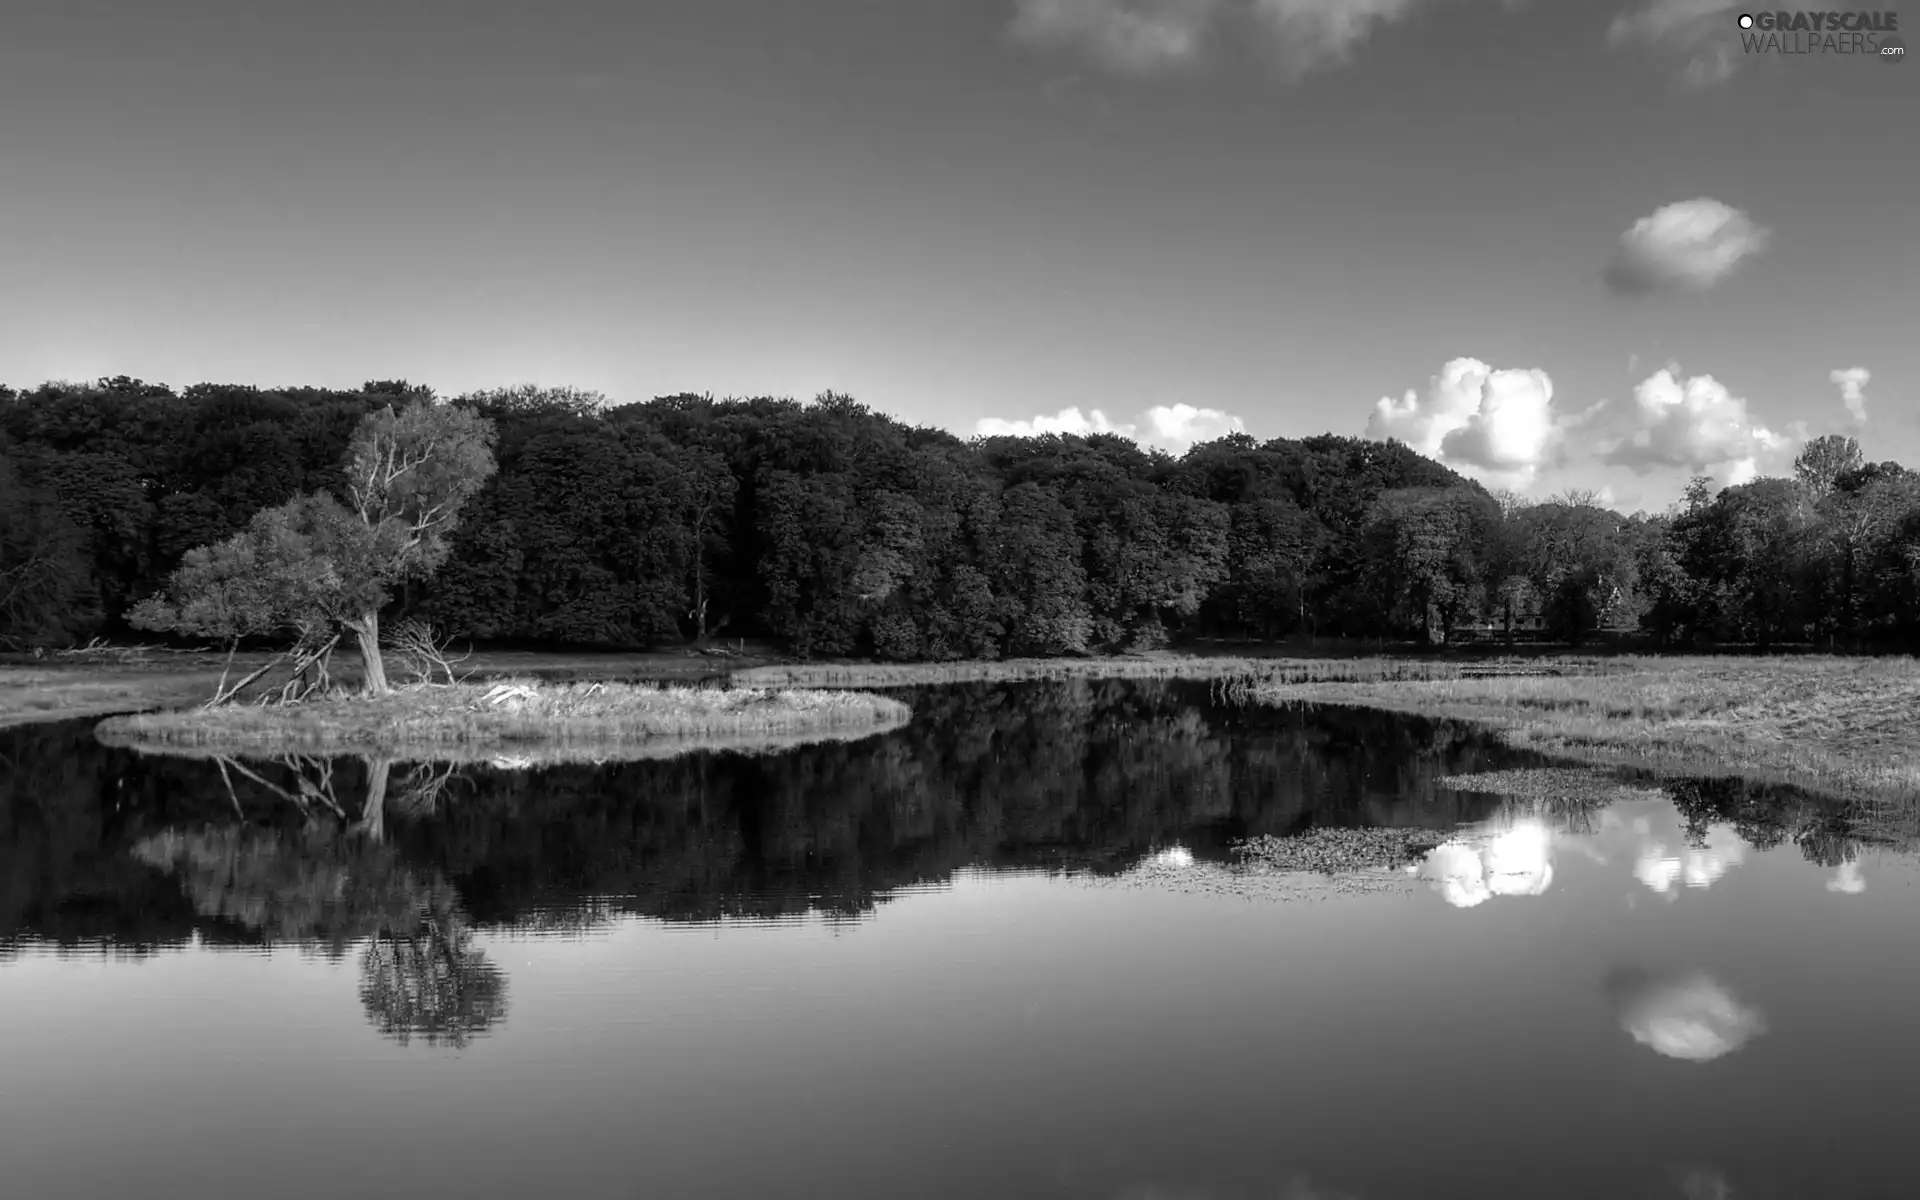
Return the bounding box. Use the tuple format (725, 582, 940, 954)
(94, 679, 912, 758)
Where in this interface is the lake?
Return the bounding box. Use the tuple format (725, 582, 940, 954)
(2, 680, 1916, 1200)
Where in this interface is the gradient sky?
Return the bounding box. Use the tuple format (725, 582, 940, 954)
(2, 0, 1913, 509)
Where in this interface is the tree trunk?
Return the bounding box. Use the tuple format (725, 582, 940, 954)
(351, 611, 391, 697)
(355, 757, 391, 843)
(1843, 539, 1859, 652)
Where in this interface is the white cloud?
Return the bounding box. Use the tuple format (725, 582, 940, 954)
(1604, 198, 1771, 296)
(1008, 0, 1223, 73)
(1607, 970, 1766, 1062)
(1361, 358, 1804, 507)
(1830, 367, 1871, 424)
(1246, 0, 1419, 76)
(974, 402, 1246, 453)
(1145, 403, 1245, 448)
(1009, 0, 1428, 77)
(1826, 861, 1866, 894)
(975, 405, 1135, 438)
(1366, 357, 1566, 489)
(1607, 0, 1743, 87)
(1600, 366, 1795, 487)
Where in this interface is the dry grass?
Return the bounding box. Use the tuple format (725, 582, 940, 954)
(0, 647, 785, 730)
(0, 664, 238, 729)
(1252, 655, 1920, 808)
(731, 654, 1483, 689)
(92, 679, 911, 759)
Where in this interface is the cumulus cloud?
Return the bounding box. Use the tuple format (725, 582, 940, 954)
(1008, 0, 1222, 73)
(1367, 358, 1569, 489)
(1246, 0, 1420, 76)
(1604, 968, 1767, 1062)
(975, 405, 1135, 439)
(1604, 198, 1771, 296)
(1363, 358, 1799, 505)
(1606, 0, 1743, 87)
(1830, 367, 1871, 424)
(1009, 0, 1427, 77)
(974, 403, 1245, 453)
(1146, 403, 1245, 447)
(1600, 366, 1794, 487)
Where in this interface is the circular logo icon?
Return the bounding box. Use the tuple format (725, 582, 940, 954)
(1737, 13, 1754, 29)
(1882, 34, 1906, 62)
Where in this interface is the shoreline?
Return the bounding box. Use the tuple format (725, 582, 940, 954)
(1, 647, 1470, 730)
(1249, 657, 1920, 824)
(0, 648, 789, 731)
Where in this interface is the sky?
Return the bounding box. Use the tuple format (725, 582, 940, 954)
(1, 0, 1914, 511)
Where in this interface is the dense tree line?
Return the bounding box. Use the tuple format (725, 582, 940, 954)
(4, 377, 1917, 656)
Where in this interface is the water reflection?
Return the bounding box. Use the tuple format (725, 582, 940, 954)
(1408, 785, 1885, 915)
(1411, 818, 1555, 907)
(1605, 968, 1768, 1062)
(1633, 822, 1748, 895)
(1110, 1179, 1359, 1200)
(126, 757, 507, 1048)
(3, 682, 1539, 945)
(1, 681, 1917, 1198)
(1679, 1168, 1735, 1200)
(1828, 861, 1867, 894)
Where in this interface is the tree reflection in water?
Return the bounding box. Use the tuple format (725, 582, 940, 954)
(359, 912, 506, 1048)
(129, 754, 506, 1048)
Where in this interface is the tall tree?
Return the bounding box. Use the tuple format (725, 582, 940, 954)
(0, 448, 92, 648)
(131, 402, 496, 698)
(1794, 434, 1864, 495)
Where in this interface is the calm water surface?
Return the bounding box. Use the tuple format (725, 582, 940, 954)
(3, 681, 1917, 1200)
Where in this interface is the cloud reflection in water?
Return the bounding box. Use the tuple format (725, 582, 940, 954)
(1110, 1175, 1360, 1200)
(1410, 820, 1554, 908)
(1605, 969, 1766, 1062)
(1633, 823, 1747, 895)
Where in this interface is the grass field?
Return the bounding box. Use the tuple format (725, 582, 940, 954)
(1248, 655, 1920, 813)
(731, 653, 1470, 689)
(93, 679, 911, 759)
(19, 642, 1920, 831)
(0, 644, 1486, 729)
(0, 646, 784, 730)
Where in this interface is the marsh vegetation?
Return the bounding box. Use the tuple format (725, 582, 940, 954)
(1246, 654, 1920, 816)
(94, 679, 911, 760)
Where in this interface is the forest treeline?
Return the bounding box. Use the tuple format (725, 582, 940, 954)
(3, 376, 1918, 657)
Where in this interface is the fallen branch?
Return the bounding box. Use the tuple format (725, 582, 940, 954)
(203, 650, 291, 709)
